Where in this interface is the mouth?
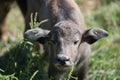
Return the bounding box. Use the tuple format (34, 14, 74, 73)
(54, 61, 74, 70)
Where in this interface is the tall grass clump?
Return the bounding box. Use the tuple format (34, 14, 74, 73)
(0, 73, 18, 80)
(0, 13, 49, 80)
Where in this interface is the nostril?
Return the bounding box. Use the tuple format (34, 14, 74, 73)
(57, 56, 70, 62)
(56, 57, 70, 65)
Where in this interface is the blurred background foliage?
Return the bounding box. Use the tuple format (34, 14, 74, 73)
(0, 0, 120, 80)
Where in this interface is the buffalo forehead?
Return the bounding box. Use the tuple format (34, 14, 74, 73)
(50, 26, 80, 41)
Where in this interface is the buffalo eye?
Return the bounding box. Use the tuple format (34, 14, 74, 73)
(74, 40, 79, 45)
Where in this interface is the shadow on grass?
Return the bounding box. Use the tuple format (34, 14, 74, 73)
(0, 41, 49, 80)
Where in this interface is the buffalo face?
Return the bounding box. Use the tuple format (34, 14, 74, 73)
(24, 22, 108, 70)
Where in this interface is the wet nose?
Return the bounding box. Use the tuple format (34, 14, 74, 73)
(56, 56, 70, 65)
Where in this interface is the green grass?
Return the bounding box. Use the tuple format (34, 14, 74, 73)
(86, 2, 120, 80)
(0, 1, 120, 80)
(89, 27, 120, 80)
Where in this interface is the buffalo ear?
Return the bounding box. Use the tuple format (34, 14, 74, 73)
(81, 28, 108, 44)
(24, 28, 50, 44)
